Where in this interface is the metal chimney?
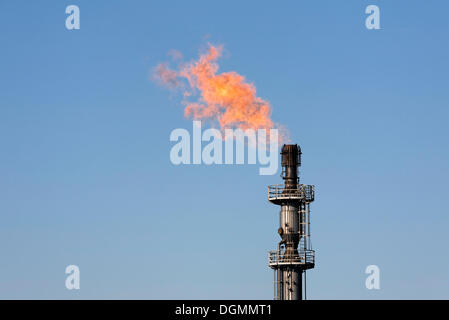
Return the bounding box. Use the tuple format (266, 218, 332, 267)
(267, 144, 315, 300)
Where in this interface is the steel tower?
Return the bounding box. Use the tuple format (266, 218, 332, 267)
(267, 144, 315, 300)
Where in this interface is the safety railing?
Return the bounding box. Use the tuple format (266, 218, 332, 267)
(268, 249, 315, 267)
(267, 184, 315, 202)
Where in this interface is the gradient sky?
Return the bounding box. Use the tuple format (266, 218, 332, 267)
(1, 1, 448, 299)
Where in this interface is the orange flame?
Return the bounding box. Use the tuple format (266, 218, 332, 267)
(154, 44, 288, 141)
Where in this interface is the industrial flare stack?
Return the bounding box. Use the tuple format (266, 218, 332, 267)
(268, 144, 315, 300)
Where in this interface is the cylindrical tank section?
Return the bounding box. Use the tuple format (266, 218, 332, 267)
(276, 268, 302, 300)
(278, 205, 301, 258)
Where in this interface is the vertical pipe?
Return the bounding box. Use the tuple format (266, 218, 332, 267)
(297, 269, 303, 300)
(307, 203, 311, 250)
(274, 270, 276, 300)
(278, 270, 283, 300)
(304, 271, 307, 300)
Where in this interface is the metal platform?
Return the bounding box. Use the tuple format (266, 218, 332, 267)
(268, 249, 315, 269)
(267, 184, 315, 203)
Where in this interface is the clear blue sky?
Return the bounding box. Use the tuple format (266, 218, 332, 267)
(0, 1, 448, 299)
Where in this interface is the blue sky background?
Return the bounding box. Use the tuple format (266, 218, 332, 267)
(0, 1, 448, 299)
